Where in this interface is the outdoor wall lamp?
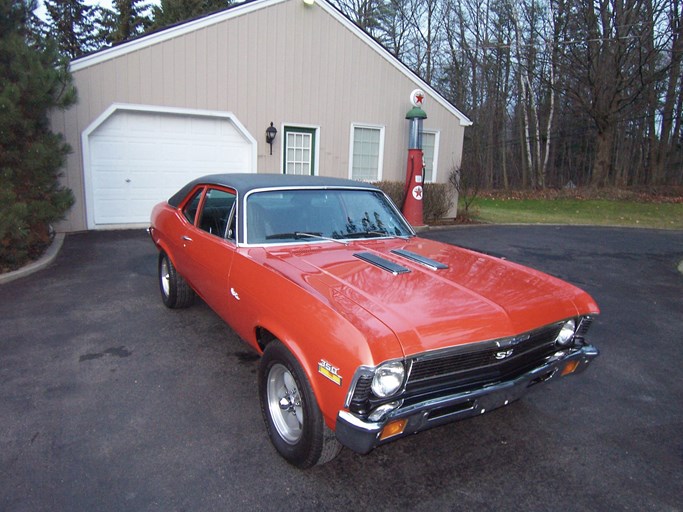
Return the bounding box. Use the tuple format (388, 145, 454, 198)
(266, 122, 277, 155)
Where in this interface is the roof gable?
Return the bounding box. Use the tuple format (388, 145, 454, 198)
(70, 0, 471, 126)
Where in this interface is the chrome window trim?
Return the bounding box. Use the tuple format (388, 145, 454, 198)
(240, 185, 415, 247)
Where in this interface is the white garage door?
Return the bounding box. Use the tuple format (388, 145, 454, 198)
(85, 108, 255, 228)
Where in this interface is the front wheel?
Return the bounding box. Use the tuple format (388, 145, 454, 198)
(158, 252, 194, 308)
(258, 341, 341, 468)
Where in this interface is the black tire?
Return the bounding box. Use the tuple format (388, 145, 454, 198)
(258, 341, 342, 468)
(158, 252, 194, 308)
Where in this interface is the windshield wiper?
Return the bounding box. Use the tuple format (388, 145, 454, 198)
(296, 232, 348, 245)
(342, 230, 390, 239)
(265, 232, 347, 245)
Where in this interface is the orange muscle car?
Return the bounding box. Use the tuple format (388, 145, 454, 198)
(149, 174, 599, 468)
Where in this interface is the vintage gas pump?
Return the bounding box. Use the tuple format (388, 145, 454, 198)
(402, 89, 427, 227)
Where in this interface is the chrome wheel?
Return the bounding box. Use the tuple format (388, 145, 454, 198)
(157, 252, 194, 309)
(259, 341, 342, 467)
(160, 257, 170, 297)
(267, 363, 304, 444)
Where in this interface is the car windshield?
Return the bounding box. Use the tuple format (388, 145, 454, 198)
(246, 188, 413, 244)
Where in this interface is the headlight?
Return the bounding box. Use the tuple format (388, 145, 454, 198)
(371, 361, 405, 398)
(555, 319, 576, 347)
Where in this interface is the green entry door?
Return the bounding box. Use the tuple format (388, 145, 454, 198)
(283, 127, 316, 175)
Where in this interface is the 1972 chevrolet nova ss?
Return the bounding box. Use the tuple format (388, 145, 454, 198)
(149, 173, 599, 468)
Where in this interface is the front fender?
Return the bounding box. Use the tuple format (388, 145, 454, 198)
(230, 250, 401, 429)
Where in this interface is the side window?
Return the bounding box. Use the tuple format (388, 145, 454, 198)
(198, 188, 236, 238)
(183, 188, 204, 224)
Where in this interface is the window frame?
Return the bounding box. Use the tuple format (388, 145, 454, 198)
(348, 123, 385, 182)
(421, 130, 440, 183)
(182, 187, 204, 225)
(196, 187, 237, 239)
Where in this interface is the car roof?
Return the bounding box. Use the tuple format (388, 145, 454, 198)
(168, 173, 380, 207)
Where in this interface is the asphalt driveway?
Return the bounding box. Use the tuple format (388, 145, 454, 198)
(1, 226, 682, 511)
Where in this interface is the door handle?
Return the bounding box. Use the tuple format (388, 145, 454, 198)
(181, 235, 193, 242)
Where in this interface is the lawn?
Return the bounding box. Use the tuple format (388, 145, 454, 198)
(468, 197, 683, 230)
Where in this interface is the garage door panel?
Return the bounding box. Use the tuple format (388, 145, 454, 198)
(94, 199, 128, 223)
(87, 110, 254, 227)
(128, 114, 159, 133)
(130, 198, 160, 218)
(93, 173, 127, 191)
(190, 117, 221, 135)
(90, 139, 123, 160)
(128, 172, 173, 192)
(125, 141, 161, 162)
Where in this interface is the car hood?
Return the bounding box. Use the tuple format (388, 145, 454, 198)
(265, 237, 599, 357)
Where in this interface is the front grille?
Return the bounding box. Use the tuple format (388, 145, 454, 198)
(348, 375, 373, 415)
(408, 323, 562, 387)
(346, 319, 591, 417)
(576, 316, 593, 338)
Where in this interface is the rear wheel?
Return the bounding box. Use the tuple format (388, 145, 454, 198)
(258, 341, 341, 468)
(158, 252, 194, 308)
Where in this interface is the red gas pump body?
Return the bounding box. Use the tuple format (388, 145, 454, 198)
(402, 148, 425, 226)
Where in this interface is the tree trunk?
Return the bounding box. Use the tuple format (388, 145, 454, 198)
(591, 126, 615, 188)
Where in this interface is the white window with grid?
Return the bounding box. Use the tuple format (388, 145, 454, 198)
(349, 124, 384, 181)
(422, 131, 440, 182)
(285, 131, 312, 175)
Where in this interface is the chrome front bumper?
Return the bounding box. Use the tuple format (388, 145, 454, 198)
(335, 344, 599, 454)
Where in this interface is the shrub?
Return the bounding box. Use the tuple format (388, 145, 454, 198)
(449, 167, 478, 221)
(373, 181, 454, 222)
(423, 182, 454, 220)
(373, 181, 406, 209)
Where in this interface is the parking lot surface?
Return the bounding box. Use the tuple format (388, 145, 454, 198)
(1, 226, 682, 511)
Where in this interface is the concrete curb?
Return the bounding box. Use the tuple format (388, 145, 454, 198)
(0, 232, 65, 285)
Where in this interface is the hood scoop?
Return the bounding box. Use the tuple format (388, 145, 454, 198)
(391, 249, 449, 270)
(354, 252, 411, 275)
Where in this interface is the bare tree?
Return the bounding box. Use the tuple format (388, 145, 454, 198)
(329, 0, 682, 187)
(651, 0, 683, 184)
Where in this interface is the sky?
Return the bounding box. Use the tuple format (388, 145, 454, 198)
(34, 0, 161, 20)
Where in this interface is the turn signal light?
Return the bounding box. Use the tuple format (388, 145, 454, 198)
(561, 360, 580, 376)
(379, 419, 407, 441)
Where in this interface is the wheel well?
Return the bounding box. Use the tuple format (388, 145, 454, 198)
(256, 327, 277, 352)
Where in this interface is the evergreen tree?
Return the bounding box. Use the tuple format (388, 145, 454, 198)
(150, 0, 232, 30)
(0, 0, 77, 272)
(44, 0, 102, 59)
(101, 0, 152, 45)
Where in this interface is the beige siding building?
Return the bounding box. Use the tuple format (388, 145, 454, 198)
(53, 0, 471, 232)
